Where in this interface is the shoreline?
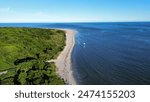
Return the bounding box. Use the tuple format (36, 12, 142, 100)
(54, 29, 77, 85)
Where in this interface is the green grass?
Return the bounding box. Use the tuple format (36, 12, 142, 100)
(0, 27, 65, 85)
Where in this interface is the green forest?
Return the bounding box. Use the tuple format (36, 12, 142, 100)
(0, 27, 65, 85)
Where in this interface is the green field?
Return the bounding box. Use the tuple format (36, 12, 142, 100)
(0, 27, 65, 85)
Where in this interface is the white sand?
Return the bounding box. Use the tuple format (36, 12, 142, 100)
(54, 29, 77, 85)
(0, 71, 7, 76)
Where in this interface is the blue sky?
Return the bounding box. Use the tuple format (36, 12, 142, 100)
(0, 0, 150, 22)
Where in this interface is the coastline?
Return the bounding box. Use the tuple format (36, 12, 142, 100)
(54, 29, 77, 85)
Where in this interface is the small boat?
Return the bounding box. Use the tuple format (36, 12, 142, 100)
(83, 43, 86, 48)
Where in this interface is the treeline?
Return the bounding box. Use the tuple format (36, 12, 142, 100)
(0, 27, 65, 85)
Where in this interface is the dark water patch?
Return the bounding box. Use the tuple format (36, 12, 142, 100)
(1, 22, 150, 84)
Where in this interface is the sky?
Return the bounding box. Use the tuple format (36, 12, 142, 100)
(0, 0, 150, 22)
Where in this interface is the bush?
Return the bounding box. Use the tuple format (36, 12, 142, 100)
(0, 27, 65, 85)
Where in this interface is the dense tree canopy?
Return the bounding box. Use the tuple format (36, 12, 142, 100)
(0, 27, 65, 85)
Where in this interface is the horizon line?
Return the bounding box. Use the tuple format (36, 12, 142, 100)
(0, 21, 150, 23)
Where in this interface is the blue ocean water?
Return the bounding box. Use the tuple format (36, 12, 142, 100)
(0, 22, 150, 85)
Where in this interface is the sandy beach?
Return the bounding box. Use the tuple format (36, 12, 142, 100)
(54, 29, 76, 85)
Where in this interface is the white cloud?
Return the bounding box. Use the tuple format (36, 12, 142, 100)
(0, 7, 13, 13)
(0, 8, 100, 22)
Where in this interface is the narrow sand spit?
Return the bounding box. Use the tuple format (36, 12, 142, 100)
(54, 29, 76, 85)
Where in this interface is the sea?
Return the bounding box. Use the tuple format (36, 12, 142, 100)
(0, 22, 150, 85)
